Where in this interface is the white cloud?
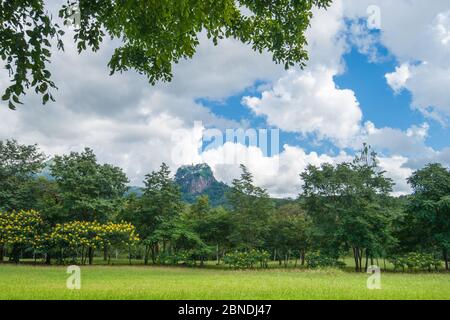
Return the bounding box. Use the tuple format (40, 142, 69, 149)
(378, 156, 413, 196)
(385, 64, 411, 94)
(243, 68, 362, 146)
(344, 0, 450, 121)
(242, 0, 363, 146)
(356, 121, 433, 157)
(201, 143, 352, 198)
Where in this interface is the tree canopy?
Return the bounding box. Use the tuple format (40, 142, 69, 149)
(1, 139, 449, 271)
(404, 164, 450, 270)
(0, 0, 332, 109)
(0, 139, 46, 211)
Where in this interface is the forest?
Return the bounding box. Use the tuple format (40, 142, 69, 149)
(0, 139, 449, 273)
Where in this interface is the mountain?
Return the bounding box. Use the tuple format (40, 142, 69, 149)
(174, 163, 230, 207)
(36, 161, 291, 206)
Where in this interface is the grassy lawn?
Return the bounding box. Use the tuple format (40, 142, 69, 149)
(0, 264, 449, 300)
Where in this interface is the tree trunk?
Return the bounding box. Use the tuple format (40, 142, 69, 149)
(88, 246, 94, 265)
(103, 245, 108, 261)
(45, 252, 51, 265)
(0, 245, 4, 263)
(216, 244, 219, 265)
(301, 250, 305, 266)
(151, 245, 156, 264)
(353, 247, 359, 272)
(358, 249, 363, 272)
(444, 248, 449, 271)
(144, 245, 150, 265)
(11, 244, 20, 264)
(364, 249, 369, 272)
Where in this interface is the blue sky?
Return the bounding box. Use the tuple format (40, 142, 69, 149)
(199, 45, 447, 155)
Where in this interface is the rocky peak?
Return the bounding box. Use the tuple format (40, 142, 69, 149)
(175, 163, 216, 194)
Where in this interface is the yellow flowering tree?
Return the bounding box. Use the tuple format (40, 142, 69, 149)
(0, 210, 44, 263)
(49, 220, 139, 265)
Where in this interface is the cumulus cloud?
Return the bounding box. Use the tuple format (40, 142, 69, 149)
(344, 0, 450, 121)
(201, 143, 352, 198)
(356, 122, 433, 157)
(385, 64, 411, 94)
(243, 68, 362, 146)
(378, 156, 413, 196)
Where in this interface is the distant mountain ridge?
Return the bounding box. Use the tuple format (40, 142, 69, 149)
(38, 161, 289, 207)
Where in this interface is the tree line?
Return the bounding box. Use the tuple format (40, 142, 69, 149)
(0, 140, 449, 272)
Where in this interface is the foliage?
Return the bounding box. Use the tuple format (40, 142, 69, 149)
(1, 0, 332, 109)
(50, 148, 129, 222)
(0, 140, 46, 211)
(183, 196, 233, 262)
(0, 0, 65, 109)
(49, 220, 139, 250)
(266, 203, 310, 265)
(301, 144, 395, 272)
(403, 164, 450, 270)
(1, 140, 448, 272)
(223, 250, 270, 269)
(389, 253, 442, 272)
(228, 165, 274, 250)
(305, 251, 345, 269)
(0, 210, 44, 249)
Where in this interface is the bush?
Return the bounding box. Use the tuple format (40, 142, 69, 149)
(223, 250, 270, 269)
(305, 252, 344, 269)
(389, 253, 442, 272)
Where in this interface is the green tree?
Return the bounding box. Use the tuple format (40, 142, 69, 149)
(0, 210, 44, 263)
(130, 163, 184, 264)
(50, 148, 129, 223)
(0, 139, 46, 212)
(301, 145, 395, 272)
(228, 165, 274, 250)
(183, 196, 233, 264)
(50, 148, 128, 263)
(405, 164, 450, 270)
(1, 0, 332, 109)
(267, 203, 311, 267)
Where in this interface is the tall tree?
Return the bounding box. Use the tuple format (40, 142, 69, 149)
(50, 148, 128, 264)
(1, 0, 332, 109)
(50, 148, 129, 222)
(183, 196, 233, 264)
(301, 145, 395, 272)
(228, 165, 274, 250)
(130, 163, 184, 264)
(405, 164, 450, 270)
(266, 203, 311, 266)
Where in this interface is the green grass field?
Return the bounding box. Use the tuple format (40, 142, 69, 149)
(0, 264, 449, 300)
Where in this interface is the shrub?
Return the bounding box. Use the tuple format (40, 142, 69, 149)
(223, 250, 270, 269)
(389, 253, 442, 272)
(305, 252, 344, 269)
